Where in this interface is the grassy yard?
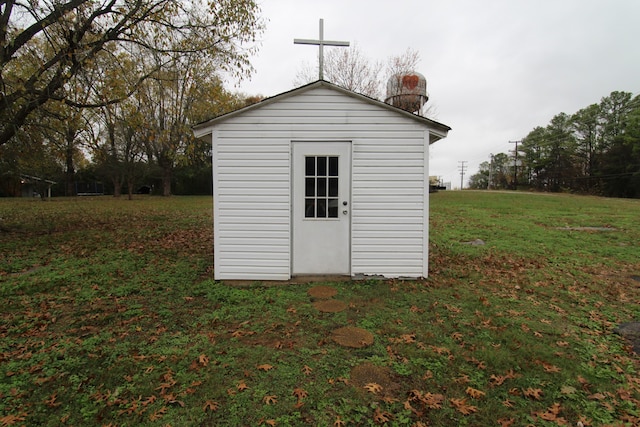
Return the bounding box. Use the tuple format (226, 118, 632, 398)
(1, 192, 639, 426)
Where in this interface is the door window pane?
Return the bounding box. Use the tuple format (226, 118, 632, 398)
(317, 177, 326, 197)
(328, 178, 338, 197)
(305, 178, 315, 197)
(317, 156, 327, 176)
(305, 198, 315, 218)
(329, 157, 338, 176)
(305, 157, 315, 176)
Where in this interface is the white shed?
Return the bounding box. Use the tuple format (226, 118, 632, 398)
(193, 80, 450, 281)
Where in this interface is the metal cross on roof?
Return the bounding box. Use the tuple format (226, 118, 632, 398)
(294, 19, 350, 80)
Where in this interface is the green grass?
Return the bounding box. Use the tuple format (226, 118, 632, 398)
(1, 192, 639, 426)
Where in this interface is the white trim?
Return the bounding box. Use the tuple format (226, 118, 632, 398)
(211, 129, 221, 280)
(422, 130, 430, 277)
(290, 140, 352, 276)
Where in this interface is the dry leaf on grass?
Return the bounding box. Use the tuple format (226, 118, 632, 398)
(450, 397, 478, 415)
(465, 387, 486, 399)
(257, 364, 274, 371)
(364, 383, 383, 394)
(203, 400, 219, 412)
(263, 395, 277, 405)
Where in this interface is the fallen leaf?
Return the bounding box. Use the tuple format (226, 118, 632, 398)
(450, 397, 477, 415)
(199, 354, 209, 366)
(334, 416, 345, 427)
(523, 388, 543, 400)
(149, 407, 167, 421)
(401, 333, 416, 343)
(203, 400, 219, 412)
(364, 383, 383, 394)
(542, 362, 561, 373)
(537, 403, 562, 420)
(465, 387, 486, 399)
(497, 418, 515, 426)
(257, 364, 274, 372)
(141, 396, 157, 406)
(0, 413, 27, 426)
(237, 380, 249, 392)
(292, 388, 308, 401)
(302, 365, 313, 375)
(490, 374, 507, 386)
(502, 399, 515, 408)
(373, 407, 392, 423)
(454, 375, 470, 384)
(263, 395, 277, 405)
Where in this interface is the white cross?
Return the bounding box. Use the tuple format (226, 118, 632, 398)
(294, 19, 350, 80)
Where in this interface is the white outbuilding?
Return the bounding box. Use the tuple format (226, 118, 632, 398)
(193, 80, 450, 281)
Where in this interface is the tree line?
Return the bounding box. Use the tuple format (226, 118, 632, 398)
(469, 91, 640, 198)
(0, 0, 264, 198)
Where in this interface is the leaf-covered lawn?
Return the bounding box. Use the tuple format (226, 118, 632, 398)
(1, 193, 639, 426)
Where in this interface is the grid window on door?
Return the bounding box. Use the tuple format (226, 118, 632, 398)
(305, 156, 339, 218)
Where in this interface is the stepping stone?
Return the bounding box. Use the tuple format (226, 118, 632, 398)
(307, 285, 337, 299)
(331, 326, 374, 348)
(614, 322, 640, 354)
(462, 239, 485, 246)
(313, 299, 348, 313)
(349, 363, 400, 397)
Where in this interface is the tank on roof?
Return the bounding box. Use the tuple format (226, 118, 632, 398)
(384, 72, 428, 113)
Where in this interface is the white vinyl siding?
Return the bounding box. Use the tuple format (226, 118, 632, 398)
(205, 85, 437, 280)
(351, 134, 427, 277)
(213, 138, 291, 280)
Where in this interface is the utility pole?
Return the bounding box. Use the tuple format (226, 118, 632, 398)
(458, 161, 467, 190)
(509, 140, 521, 189)
(488, 153, 494, 190)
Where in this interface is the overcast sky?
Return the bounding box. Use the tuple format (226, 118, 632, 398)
(233, 0, 640, 188)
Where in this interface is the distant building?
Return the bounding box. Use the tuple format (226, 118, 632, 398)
(20, 175, 56, 198)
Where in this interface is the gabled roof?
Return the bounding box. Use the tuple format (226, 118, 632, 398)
(193, 79, 451, 137)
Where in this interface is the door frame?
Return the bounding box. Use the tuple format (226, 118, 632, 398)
(290, 140, 352, 276)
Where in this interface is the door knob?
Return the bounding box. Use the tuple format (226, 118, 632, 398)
(342, 210, 348, 215)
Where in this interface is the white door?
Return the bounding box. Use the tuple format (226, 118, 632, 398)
(292, 142, 351, 275)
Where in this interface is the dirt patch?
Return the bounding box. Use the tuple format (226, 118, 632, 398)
(313, 299, 348, 313)
(350, 363, 401, 398)
(331, 326, 374, 348)
(307, 285, 338, 299)
(615, 322, 640, 354)
(555, 226, 616, 231)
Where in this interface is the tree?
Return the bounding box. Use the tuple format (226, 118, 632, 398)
(468, 161, 490, 189)
(571, 103, 600, 192)
(468, 153, 511, 190)
(0, 0, 264, 147)
(599, 98, 640, 198)
(136, 49, 243, 196)
(294, 43, 383, 99)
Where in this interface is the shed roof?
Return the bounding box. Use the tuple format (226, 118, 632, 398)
(193, 79, 451, 139)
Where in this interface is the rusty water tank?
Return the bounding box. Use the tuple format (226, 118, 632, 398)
(384, 72, 428, 113)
